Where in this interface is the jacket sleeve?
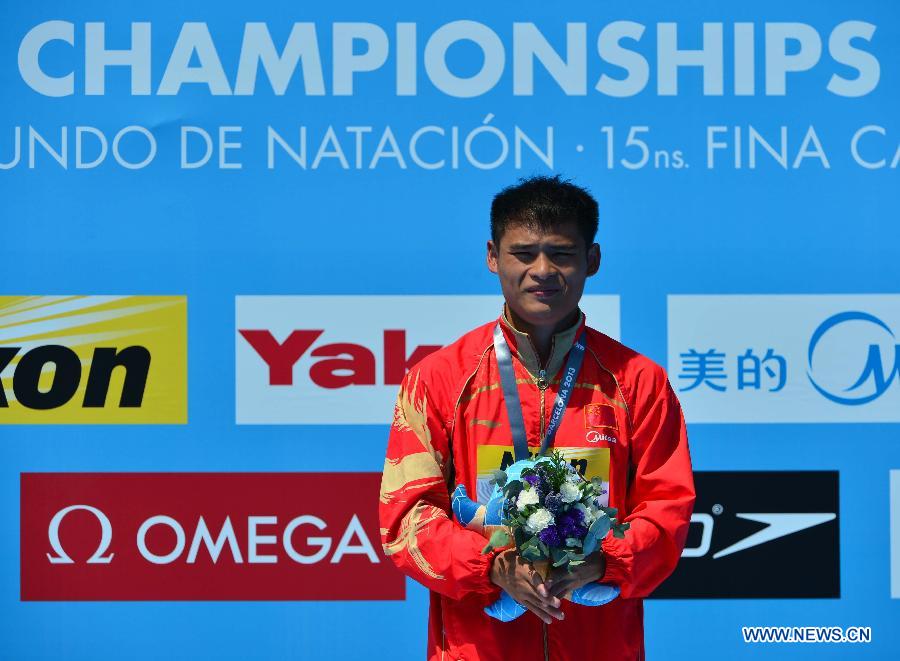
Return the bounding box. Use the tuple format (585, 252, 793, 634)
(379, 367, 502, 604)
(600, 366, 695, 598)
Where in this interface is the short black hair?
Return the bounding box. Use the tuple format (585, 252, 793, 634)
(490, 175, 599, 246)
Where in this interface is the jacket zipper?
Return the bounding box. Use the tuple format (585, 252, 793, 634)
(538, 368, 547, 439)
(526, 331, 555, 661)
(537, 368, 549, 661)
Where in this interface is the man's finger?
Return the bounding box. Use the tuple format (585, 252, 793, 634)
(547, 579, 573, 598)
(522, 598, 565, 623)
(531, 581, 561, 607)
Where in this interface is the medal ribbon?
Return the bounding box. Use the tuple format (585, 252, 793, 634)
(493, 322, 587, 461)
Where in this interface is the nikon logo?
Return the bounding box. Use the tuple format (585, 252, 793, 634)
(0, 345, 149, 409)
(0, 296, 187, 424)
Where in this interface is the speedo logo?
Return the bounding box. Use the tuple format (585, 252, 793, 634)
(652, 471, 840, 599)
(0, 296, 187, 424)
(683, 510, 836, 559)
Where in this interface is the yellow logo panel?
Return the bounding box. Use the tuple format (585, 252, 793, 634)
(475, 444, 610, 504)
(0, 296, 186, 424)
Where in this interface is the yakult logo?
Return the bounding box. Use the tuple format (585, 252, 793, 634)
(240, 329, 439, 388)
(236, 295, 620, 424)
(21, 472, 402, 601)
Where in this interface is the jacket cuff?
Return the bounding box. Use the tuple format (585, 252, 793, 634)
(464, 547, 504, 606)
(599, 534, 632, 589)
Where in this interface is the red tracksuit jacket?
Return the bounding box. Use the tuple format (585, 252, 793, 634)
(379, 309, 695, 660)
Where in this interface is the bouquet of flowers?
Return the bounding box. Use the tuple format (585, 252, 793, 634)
(452, 451, 629, 621)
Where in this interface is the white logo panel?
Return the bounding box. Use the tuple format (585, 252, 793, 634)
(892, 470, 900, 599)
(667, 295, 900, 423)
(237, 295, 620, 424)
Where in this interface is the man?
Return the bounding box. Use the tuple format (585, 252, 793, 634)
(379, 175, 695, 660)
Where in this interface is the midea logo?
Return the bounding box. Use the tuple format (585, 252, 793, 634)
(808, 311, 900, 405)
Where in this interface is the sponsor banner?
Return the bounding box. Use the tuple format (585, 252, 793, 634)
(892, 470, 900, 599)
(652, 471, 839, 599)
(668, 295, 900, 423)
(475, 445, 610, 504)
(236, 295, 620, 424)
(0, 296, 187, 424)
(21, 472, 402, 601)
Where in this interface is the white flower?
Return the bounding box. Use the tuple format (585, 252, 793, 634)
(525, 508, 554, 533)
(574, 502, 595, 526)
(560, 482, 581, 504)
(516, 487, 540, 509)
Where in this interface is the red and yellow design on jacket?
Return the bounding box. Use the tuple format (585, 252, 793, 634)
(379, 310, 695, 661)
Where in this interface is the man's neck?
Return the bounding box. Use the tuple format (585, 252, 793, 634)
(504, 304, 580, 367)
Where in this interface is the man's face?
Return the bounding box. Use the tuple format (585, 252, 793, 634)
(487, 221, 600, 328)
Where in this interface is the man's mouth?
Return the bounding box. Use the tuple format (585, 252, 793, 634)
(526, 287, 560, 298)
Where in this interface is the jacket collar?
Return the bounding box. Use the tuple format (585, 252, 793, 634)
(498, 306, 585, 380)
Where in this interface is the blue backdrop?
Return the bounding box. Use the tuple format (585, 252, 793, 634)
(2, 1, 898, 658)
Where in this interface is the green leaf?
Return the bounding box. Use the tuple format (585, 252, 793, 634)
(486, 528, 510, 550)
(590, 514, 612, 539)
(522, 546, 542, 561)
(492, 470, 508, 488)
(612, 528, 626, 539)
(506, 481, 524, 497)
(552, 553, 571, 567)
(513, 526, 528, 549)
(582, 514, 613, 556)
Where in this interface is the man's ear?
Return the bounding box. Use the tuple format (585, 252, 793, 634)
(486, 240, 499, 274)
(587, 243, 601, 276)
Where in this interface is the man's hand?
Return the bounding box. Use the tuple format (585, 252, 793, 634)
(545, 552, 606, 599)
(489, 549, 565, 624)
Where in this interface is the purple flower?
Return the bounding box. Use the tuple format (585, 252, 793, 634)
(556, 510, 587, 538)
(524, 474, 540, 487)
(544, 493, 563, 515)
(538, 525, 561, 546)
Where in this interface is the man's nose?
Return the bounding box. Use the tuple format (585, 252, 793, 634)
(531, 252, 556, 279)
